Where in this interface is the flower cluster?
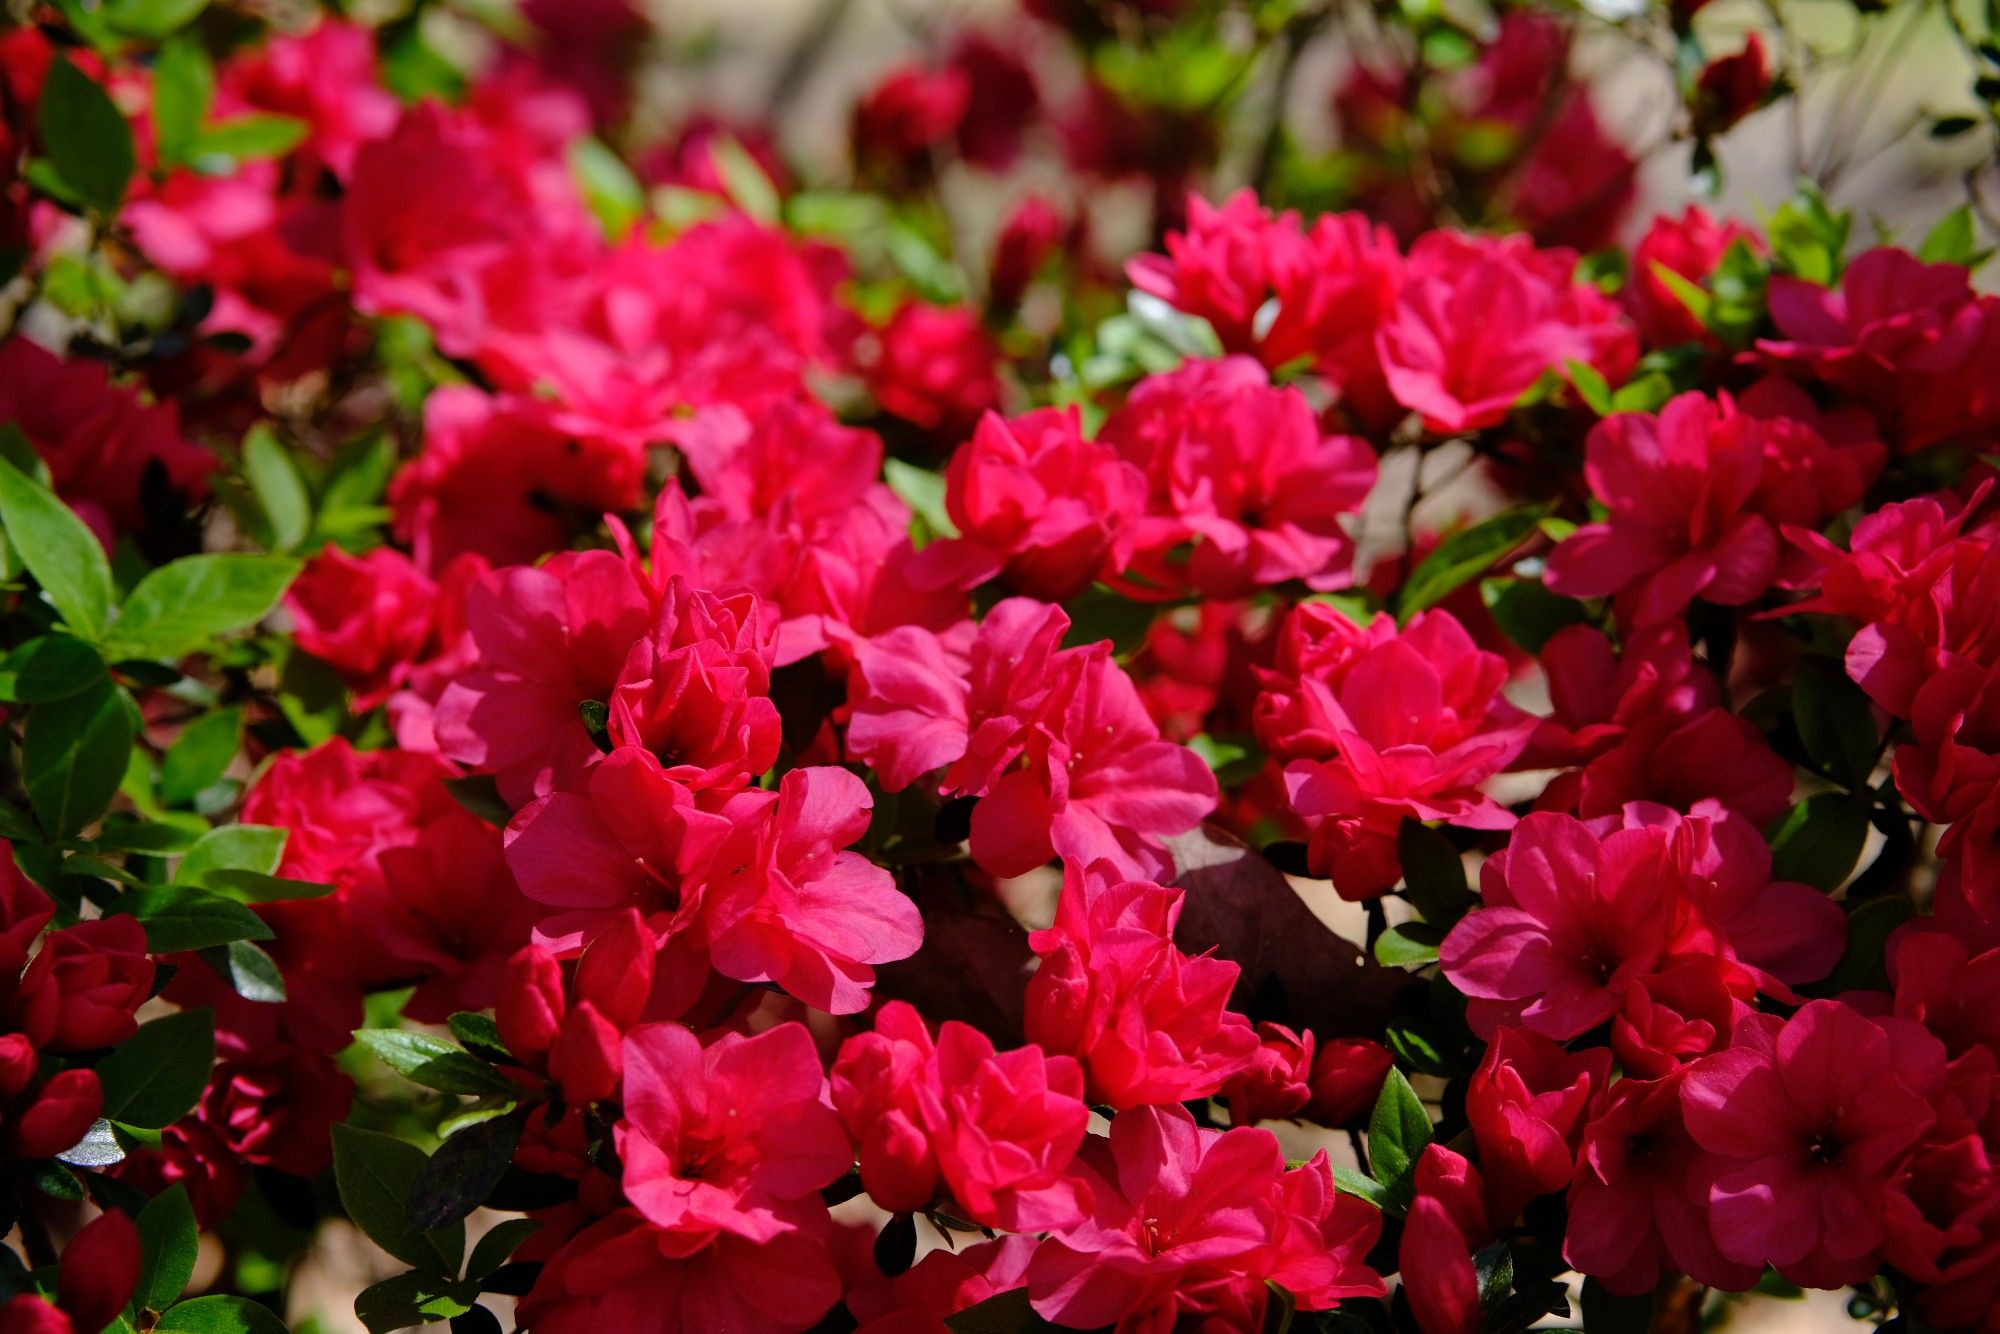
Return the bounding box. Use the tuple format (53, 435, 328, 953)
(4, 2, 2000, 1333)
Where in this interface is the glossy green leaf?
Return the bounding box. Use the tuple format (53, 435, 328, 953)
(155, 1295, 290, 1334)
(332, 1124, 463, 1274)
(0, 456, 114, 637)
(1398, 505, 1550, 620)
(173, 824, 286, 887)
(96, 1008, 216, 1129)
(24, 677, 134, 837)
(108, 554, 301, 661)
(112, 885, 276, 953)
(353, 1030, 517, 1098)
(135, 1184, 200, 1312)
(160, 706, 243, 807)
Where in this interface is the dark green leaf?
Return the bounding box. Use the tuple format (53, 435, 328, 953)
(1473, 1240, 1514, 1310)
(355, 1272, 478, 1332)
(1821, 894, 1915, 994)
(354, 1030, 517, 1097)
(25, 1158, 85, 1200)
(97, 1008, 216, 1129)
(1366, 1067, 1432, 1210)
(276, 644, 345, 746)
(0, 455, 114, 637)
(1480, 577, 1590, 654)
(108, 554, 301, 661)
(332, 1124, 463, 1274)
(1792, 667, 1879, 789)
(155, 1295, 290, 1334)
(174, 824, 286, 887)
(1580, 1277, 1655, 1334)
(241, 426, 310, 553)
(408, 1112, 526, 1233)
(1767, 795, 1869, 892)
(198, 939, 286, 1003)
(151, 36, 213, 167)
(135, 1184, 200, 1312)
(160, 706, 242, 807)
(943, 1288, 1051, 1334)
(0, 634, 105, 703)
(466, 1218, 538, 1283)
(1396, 819, 1470, 926)
(24, 677, 134, 837)
(202, 870, 332, 903)
(443, 775, 512, 829)
(94, 819, 205, 854)
(1398, 506, 1550, 620)
(113, 886, 274, 953)
(1060, 585, 1157, 656)
(447, 1012, 508, 1059)
(1373, 923, 1442, 967)
(37, 57, 134, 213)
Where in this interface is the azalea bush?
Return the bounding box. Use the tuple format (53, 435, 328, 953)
(1, 0, 1999, 1331)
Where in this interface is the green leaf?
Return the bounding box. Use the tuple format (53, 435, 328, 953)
(1920, 206, 1978, 266)
(37, 57, 134, 214)
(0, 455, 114, 637)
(1366, 1067, 1432, 1210)
(569, 136, 644, 238)
(27, 1158, 86, 1200)
(155, 1295, 290, 1334)
(1398, 505, 1550, 620)
(198, 939, 286, 1003)
(442, 775, 512, 829)
(24, 677, 135, 837)
(160, 706, 242, 807)
(1767, 794, 1869, 893)
(447, 1012, 508, 1058)
(465, 1218, 538, 1281)
(190, 114, 308, 165)
(1059, 585, 1156, 657)
(1792, 666, 1879, 789)
(0, 634, 106, 703)
(332, 1124, 463, 1274)
(276, 643, 344, 745)
(1373, 922, 1443, 967)
(95, 819, 205, 854)
(240, 426, 311, 553)
(354, 1272, 478, 1332)
(151, 36, 214, 168)
(96, 1008, 216, 1129)
(1821, 893, 1915, 994)
(111, 885, 276, 952)
(709, 135, 779, 221)
(135, 1184, 200, 1312)
(1565, 359, 1612, 416)
(406, 1111, 526, 1232)
(353, 1030, 517, 1097)
(1397, 819, 1470, 927)
(202, 870, 332, 903)
(883, 458, 956, 543)
(105, 0, 209, 38)
(174, 824, 286, 887)
(1580, 1277, 1655, 1334)
(1480, 577, 1588, 655)
(108, 553, 301, 661)
(1331, 1164, 1391, 1209)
